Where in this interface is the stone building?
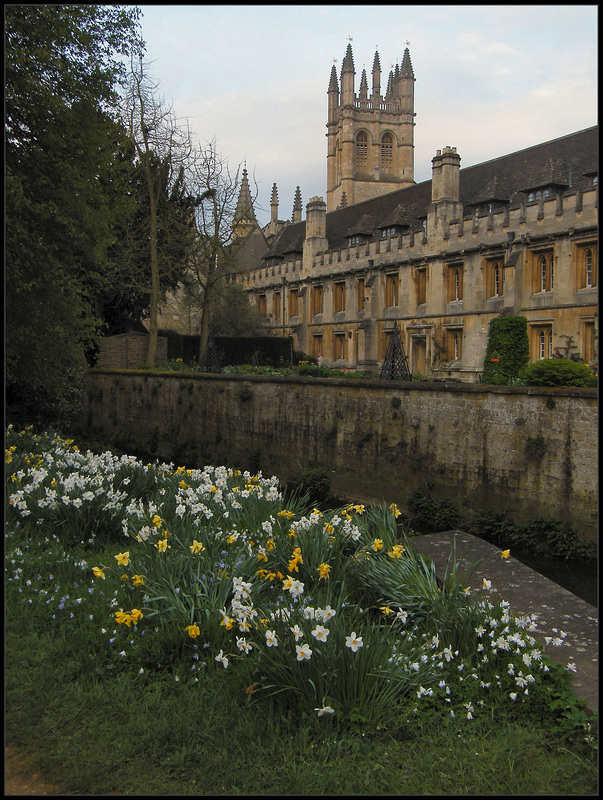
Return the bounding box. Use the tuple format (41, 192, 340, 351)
(236, 44, 598, 380)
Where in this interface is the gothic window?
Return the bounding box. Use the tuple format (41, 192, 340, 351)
(381, 227, 399, 239)
(356, 277, 366, 311)
(333, 332, 346, 360)
(531, 325, 553, 360)
(355, 131, 368, 172)
(531, 250, 554, 294)
(576, 244, 597, 289)
(381, 132, 393, 173)
(582, 320, 596, 363)
(334, 281, 346, 313)
(416, 267, 426, 306)
(385, 274, 398, 308)
(446, 328, 463, 361)
(311, 333, 323, 359)
(311, 284, 324, 317)
(288, 288, 299, 319)
(486, 258, 504, 298)
(446, 264, 463, 302)
(272, 290, 281, 320)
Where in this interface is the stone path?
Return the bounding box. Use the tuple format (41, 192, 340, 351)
(412, 531, 598, 712)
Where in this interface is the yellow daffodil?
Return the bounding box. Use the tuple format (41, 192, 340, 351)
(380, 606, 394, 616)
(132, 575, 145, 586)
(318, 563, 331, 580)
(389, 503, 401, 518)
(388, 544, 405, 559)
(501, 549, 511, 559)
(115, 551, 130, 566)
(282, 576, 293, 591)
(372, 538, 383, 551)
(185, 624, 200, 638)
(190, 539, 205, 554)
(155, 539, 170, 552)
(120, 573, 129, 582)
(179, 480, 188, 489)
(130, 608, 143, 625)
(115, 610, 132, 626)
(278, 510, 295, 519)
(92, 567, 106, 580)
(151, 514, 162, 527)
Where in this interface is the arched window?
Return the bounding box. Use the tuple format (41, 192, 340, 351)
(381, 132, 393, 173)
(585, 248, 593, 288)
(355, 131, 368, 171)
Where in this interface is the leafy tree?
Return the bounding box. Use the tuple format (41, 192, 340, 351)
(5, 4, 142, 424)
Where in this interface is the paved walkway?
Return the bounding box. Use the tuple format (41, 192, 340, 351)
(412, 531, 598, 712)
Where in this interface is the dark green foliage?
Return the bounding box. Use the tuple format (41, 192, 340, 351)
(287, 467, 331, 504)
(407, 485, 461, 532)
(518, 359, 597, 388)
(5, 5, 142, 425)
(481, 316, 530, 385)
(468, 510, 597, 561)
(161, 332, 294, 368)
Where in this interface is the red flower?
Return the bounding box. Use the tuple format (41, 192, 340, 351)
(491, 358, 499, 363)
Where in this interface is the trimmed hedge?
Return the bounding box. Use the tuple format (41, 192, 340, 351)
(518, 358, 597, 388)
(481, 315, 529, 385)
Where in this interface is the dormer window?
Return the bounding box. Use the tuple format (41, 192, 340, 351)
(381, 227, 399, 239)
(348, 235, 364, 247)
(527, 187, 554, 203)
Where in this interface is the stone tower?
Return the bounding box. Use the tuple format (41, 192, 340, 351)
(326, 44, 415, 212)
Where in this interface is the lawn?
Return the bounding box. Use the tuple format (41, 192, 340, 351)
(5, 425, 597, 795)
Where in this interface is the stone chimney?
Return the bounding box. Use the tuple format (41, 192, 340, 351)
(431, 146, 461, 202)
(303, 196, 328, 267)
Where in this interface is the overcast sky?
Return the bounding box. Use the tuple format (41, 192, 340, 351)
(137, 4, 598, 227)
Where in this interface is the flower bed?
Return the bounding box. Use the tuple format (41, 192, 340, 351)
(5, 425, 593, 735)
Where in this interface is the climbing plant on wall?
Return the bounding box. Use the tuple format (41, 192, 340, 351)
(481, 315, 529, 385)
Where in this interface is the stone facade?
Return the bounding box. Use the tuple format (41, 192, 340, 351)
(234, 44, 598, 381)
(82, 370, 598, 540)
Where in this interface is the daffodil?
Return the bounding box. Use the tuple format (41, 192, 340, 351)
(215, 649, 229, 668)
(345, 631, 363, 652)
(265, 630, 278, 647)
(290, 624, 304, 641)
(389, 503, 401, 518)
(155, 539, 170, 552)
(501, 549, 511, 559)
(317, 563, 331, 580)
(185, 624, 200, 638)
(151, 514, 162, 527)
(311, 624, 329, 642)
(295, 643, 313, 661)
(92, 567, 106, 580)
(115, 551, 130, 566)
(372, 538, 383, 551)
(387, 544, 405, 558)
(190, 539, 205, 554)
(380, 606, 394, 616)
(315, 706, 335, 716)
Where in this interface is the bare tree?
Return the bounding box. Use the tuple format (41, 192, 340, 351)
(187, 142, 259, 363)
(119, 56, 196, 365)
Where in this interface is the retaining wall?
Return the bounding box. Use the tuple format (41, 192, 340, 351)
(82, 370, 598, 539)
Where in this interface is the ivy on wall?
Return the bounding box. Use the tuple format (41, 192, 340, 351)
(481, 315, 529, 385)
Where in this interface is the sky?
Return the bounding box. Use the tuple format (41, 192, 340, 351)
(137, 4, 598, 227)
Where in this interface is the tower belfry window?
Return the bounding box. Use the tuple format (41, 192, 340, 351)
(381, 132, 393, 173)
(356, 131, 368, 171)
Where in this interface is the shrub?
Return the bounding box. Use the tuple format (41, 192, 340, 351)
(518, 359, 597, 388)
(286, 467, 330, 504)
(407, 485, 461, 532)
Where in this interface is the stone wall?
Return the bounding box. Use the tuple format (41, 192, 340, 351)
(82, 370, 598, 539)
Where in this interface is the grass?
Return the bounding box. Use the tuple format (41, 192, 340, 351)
(5, 425, 598, 795)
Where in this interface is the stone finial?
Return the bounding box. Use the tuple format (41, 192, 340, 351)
(341, 42, 355, 74)
(292, 186, 302, 224)
(400, 47, 414, 78)
(328, 64, 339, 93)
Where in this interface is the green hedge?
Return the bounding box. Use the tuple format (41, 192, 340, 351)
(481, 316, 529, 385)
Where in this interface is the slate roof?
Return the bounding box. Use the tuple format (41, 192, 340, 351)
(259, 126, 598, 262)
